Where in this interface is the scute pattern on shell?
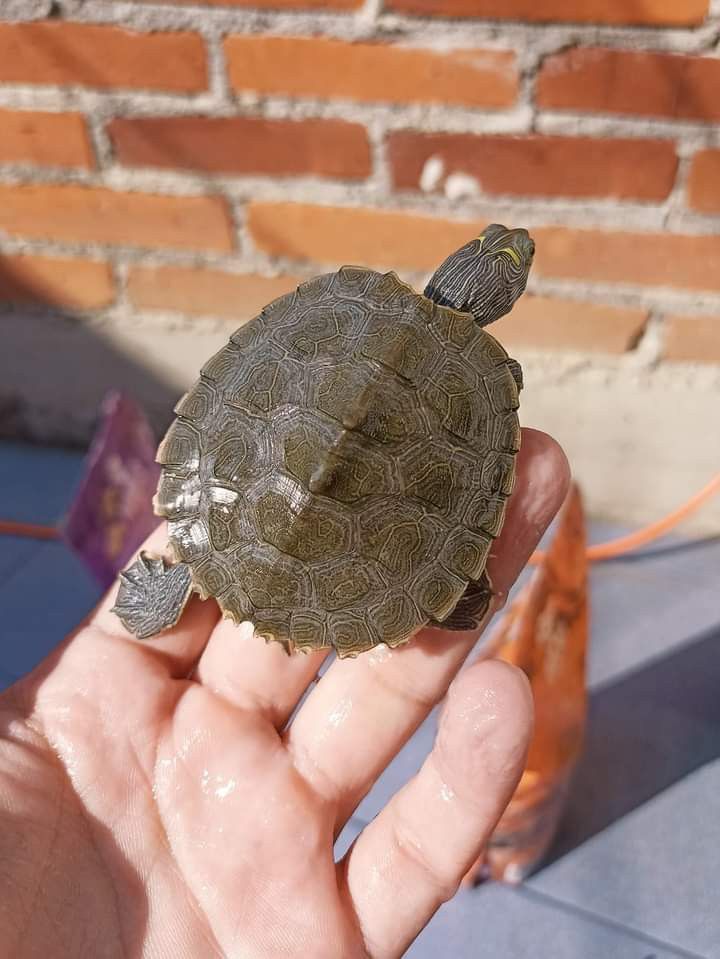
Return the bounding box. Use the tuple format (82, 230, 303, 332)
(154, 266, 520, 657)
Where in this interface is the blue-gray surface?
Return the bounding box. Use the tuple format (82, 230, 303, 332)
(0, 440, 718, 958)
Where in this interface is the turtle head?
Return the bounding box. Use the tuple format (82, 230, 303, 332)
(424, 224, 535, 327)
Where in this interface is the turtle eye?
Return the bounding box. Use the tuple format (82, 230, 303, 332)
(497, 246, 521, 267)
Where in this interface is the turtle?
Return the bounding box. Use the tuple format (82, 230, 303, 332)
(112, 223, 535, 658)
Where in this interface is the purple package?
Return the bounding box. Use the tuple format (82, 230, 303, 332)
(62, 392, 162, 589)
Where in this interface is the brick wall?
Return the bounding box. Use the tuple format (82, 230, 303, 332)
(1, 0, 719, 529)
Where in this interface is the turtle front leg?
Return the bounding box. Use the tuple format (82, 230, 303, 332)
(507, 358, 523, 392)
(111, 552, 194, 639)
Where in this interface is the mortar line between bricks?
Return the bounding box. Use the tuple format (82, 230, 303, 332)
(52, 2, 375, 37)
(0, 88, 531, 124)
(2, 165, 718, 234)
(108, 258, 127, 313)
(377, 14, 720, 50)
(204, 31, 233, 106)
(1, 86, 720, 146)
(534, 113, 720, 145)
(664, 151, 697, 231)
(631, 309, 665, 367)
(43, 4, 720, 52)
(357, 0, 382, 27)
(226, 195, 250, 260)
(517, 886, 710, 959)
(366, 117, 393, 196)
(85, 110, 113, 170)
(0, 0, 53, 20)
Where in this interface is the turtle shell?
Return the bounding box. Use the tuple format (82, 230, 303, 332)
(154, 267, 520, 657)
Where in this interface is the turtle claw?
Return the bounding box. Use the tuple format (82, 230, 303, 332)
(111, 551, 193, 640)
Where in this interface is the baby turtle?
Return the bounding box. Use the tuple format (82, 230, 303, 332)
(113, 224, 535, 657)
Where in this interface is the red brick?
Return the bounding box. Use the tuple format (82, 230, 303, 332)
(248, 202, 481, 270)
(386, 0, 708, 26)
(248, 203, 720, 293)
(108, 116, 371, 180)
(0, 184, 233, 252)
(534, 226, 720, 292)
(0, 110, 93, 169)
(127, 266, 305, 319)
(663, 315, 720, 363)
(388, 132, 678, 201)
(0, 254, 113, 310)
(538, 48, 720, 122)
(0, 22, 206, 92)
(128, 0, 360, 8)
(687, 151, 720, 214)
(224, 35, 518, 108)
(491, 296, 648, 354)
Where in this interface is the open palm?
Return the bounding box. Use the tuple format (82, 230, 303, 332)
(0, 430, 567, 959)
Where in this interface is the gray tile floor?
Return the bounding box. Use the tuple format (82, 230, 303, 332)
(1, 440, 718, 958)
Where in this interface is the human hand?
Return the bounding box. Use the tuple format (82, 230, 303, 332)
(0, 428, 568, 958)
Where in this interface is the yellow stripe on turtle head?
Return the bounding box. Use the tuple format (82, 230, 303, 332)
(498, 246, 521, 266)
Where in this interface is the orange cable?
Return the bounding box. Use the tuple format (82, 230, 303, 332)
(529, 471, 720, 566)
(0, 519, 61, 541)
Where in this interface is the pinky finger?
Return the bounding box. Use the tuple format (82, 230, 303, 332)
(337, 659, 533, 959)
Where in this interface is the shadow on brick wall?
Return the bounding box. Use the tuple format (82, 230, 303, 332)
(0, 261, 180, 446)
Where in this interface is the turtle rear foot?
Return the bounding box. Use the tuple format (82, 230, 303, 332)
(429, 573, 494, 631)
(111, 552, 193, 640)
